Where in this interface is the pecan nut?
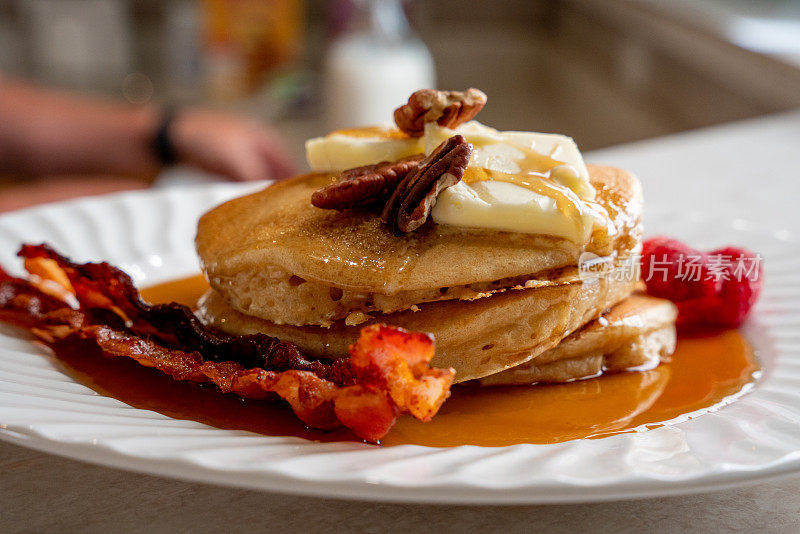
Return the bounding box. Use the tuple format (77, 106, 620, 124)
(381, 135, 472, 234)
(394, 88, 487, 137)
(311, 155, 424, 210)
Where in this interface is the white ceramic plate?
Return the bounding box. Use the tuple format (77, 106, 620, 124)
(1, 183, 799, 504)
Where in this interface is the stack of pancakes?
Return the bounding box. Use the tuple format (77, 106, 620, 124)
(196, 165, 676, 385)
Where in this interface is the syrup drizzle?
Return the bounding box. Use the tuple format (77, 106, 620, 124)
(47, 275, 761, 447)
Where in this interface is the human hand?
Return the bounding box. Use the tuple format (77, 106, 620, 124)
(170, 110, 297, 182)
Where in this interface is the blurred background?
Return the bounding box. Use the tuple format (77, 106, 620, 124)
(2, 0, 800, 209)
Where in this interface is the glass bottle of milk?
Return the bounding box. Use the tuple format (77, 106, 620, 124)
(323, 0, 436, 130)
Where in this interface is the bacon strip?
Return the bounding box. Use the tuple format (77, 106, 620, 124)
(1, 245, 455, 442)
(18, 244, 353, 381)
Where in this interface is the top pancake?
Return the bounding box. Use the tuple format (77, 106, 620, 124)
(196, 164, 642, 298)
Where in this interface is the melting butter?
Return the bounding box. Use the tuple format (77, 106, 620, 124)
(306, 125, 423, 171)
(434, 170, 603, 244)
(332, 126, 413, 140)
(427, 122, 604, 243)
(424, 121, 595, 201)
(304, 120, 608, 242)
(461, 168, 587, 242)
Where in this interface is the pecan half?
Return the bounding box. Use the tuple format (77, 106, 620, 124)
(381, 135, 472, 234)
(311, 155, 424, 210)
(394, 88, 487, 137)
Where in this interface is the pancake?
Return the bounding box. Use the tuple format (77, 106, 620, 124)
(197, 257, 639, 383)
(196, 164, 643, 326)
(479, 294, 677, 385)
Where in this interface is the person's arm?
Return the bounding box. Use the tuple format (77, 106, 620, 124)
(0, 80, 296, 181)
(0, 80, 160, 177)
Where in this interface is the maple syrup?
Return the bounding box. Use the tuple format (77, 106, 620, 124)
(49, 275, 760, 447)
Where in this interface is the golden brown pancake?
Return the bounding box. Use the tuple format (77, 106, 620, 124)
(196, 165, 642, 326)
(479, 294, 677, 385)
(197, 258, 640, 383)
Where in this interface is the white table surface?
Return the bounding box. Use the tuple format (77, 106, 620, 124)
(3, 110, 800, 533)
(587, 108, 800, 234)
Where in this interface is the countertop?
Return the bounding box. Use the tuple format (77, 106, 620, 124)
(3, 110, 800, 533)
(636, 0, 800, 67)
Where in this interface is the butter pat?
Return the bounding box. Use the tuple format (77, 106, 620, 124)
(424, 122, 594, 201)
(304, 121, 605, 244)
(306, 125, 423, 172)
(426, 122, 602, 244)
(432, 180, 603, 244)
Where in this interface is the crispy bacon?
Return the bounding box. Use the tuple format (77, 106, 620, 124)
(17, 244, 353, 382)
(349, 324, 453, 422)
(1, 244, 455, 442)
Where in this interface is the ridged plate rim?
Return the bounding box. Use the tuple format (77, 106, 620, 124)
(0, 182, 798, 504)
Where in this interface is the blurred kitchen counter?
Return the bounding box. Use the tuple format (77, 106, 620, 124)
(273, 0, 800, 164)
(4, 0, 800, 211)
(415, 0, 800, 151)
(634, 0, 800, 67)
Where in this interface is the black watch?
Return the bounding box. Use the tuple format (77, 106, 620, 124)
(153, 107, 178, 166)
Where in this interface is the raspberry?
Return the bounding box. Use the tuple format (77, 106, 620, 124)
(640, 236, 718, 301)
(641, 239, 762, 328)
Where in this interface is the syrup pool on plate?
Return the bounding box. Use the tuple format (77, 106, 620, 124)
(48, 275, 760, 447)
